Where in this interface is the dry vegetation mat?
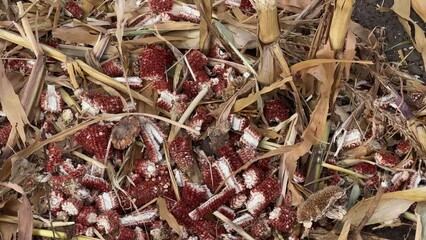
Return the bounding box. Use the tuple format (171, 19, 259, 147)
(0, 0, 426, 239)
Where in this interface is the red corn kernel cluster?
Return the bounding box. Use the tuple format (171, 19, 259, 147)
(171, 201, 221, 239)
(218, 144, 244, 171)
(96, 210, 120, 234)
(243, 167, 265, 189)
(95, 191, 119, 212)
(178, 5, 201, 23)
(45, 143, 62, 173)
(62, 197, 84, 216)
(268, 204, 297, 233)
(74, 123, 111, 160)
(6, 59, 34, 74)
(230, 192, 248, 209)
(128, 176, 173, 207)
(181, 182, 211, 209)
(374, 151, 400, 167)
(59, 158, 86, 178)
(139, 45, 173, 92)
(263, 99, 289, 125)
(211, 64, 234, 97)
(116, 227, 137, 240)
(49, 191, 65, 215)
(65, 0, 84, 18)
(218, 205, 236, 220)
(156, 90, 188, 116)
(245, 177, 280, 217)
(148, 0, 174, 14)
(119, 208, 158, 227)
(134, 159, 159, 179)
(338, 129, 363, 149)
(76, 90, 124, 115)
(208, 41, 230, 60)
(225, 0, 255, 13)
(81, 174, 111, 192)
(293, 168, 306, 183)
(183, 50, 211, 98)
(250, 219, 272, 239)
(102, 58, 124, 77)
(76, 206, 97, 226)
(396, 139, 411, 156)
(189, 187, 236, 220)
(170, 137, 196, 177)
(352, 162, 377, 176)
(198, 156, 223, 192)
(240, 0, 255, 13)
(186, 106, 214, 139)
(0, 122, 12, 146)
(228, 114, 249, 132)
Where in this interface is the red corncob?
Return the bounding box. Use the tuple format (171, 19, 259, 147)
(45, 143, 62, 173)
(250, 219, 271, 239)
(61, 197, 84, 216)
(148, 0, 174, 14)
(263, 99, 289, 125)
(0, 122, 12, 145)
(76, 90, 124, 114)
(169, 137, 196, 176)
(117, 227, 137, 240)
(181, 182, 211, 209)
(139, 117, 166, 162)
(74, 124, 111, 160)
(189, 187, 236, 220)
(96, 210, 120, 234)
(268, 204, 297, 233)
(245, 177, 280, 217)
(40, 85, 63, 113)
(80, 174, 111, 192)
(65, 0, 84, 18)
(374, 151, 400, 167)
(76, 206, 97, 226)
(102, 58, 124, 77)
(352, 162, 377, 176)
(242, 167, 265, 189)
(119, 207, 158, 227)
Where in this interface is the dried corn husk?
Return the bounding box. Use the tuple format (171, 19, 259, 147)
(252, 0, 280, 44)
(329, 0, 354, 50)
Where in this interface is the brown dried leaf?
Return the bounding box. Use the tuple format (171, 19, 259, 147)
(412, 0, 426, 23)
(415, 201, 426, 240)
(233, 77, 291, 112)
(345, 188, 426, 226)
(0, 223, 17, 240)
(233, 43, 337, 187)
(0, 63, 29, 144)
(17, 196, 32, 240)
(52, 26, 99, 45)
(157, 197, 183, 235)
(195, 0, 212, 55)
(337, 220, 351, 240)
(278, 0, 311, 13)
(20, 56, 46, 119)
(392, 0, 426, 73)
(0, 182, 32, 240)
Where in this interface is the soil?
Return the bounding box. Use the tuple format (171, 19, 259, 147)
(353, 0, 426, 82)
(352, 1, 420, 239)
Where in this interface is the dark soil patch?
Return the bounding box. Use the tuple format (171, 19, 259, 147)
(353, 0, 426, 82)
(352, 1, 419, 239)
(364, 224, 415, 240)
